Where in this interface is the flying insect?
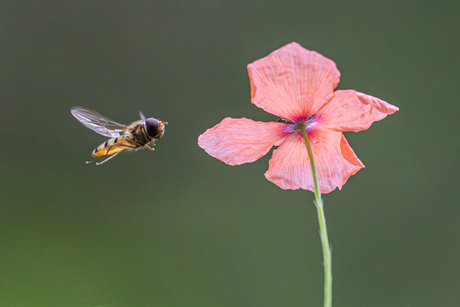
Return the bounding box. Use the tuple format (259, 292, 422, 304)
(71, 106, 167, 165)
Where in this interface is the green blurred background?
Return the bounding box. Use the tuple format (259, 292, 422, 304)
(1, 1, 459, 306)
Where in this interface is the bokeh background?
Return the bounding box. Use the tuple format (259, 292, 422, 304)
(1, 1, 459, 306)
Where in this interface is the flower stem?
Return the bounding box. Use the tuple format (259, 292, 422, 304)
(299, 124, 332, 307)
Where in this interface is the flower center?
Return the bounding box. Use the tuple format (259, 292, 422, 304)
(279, 115, 319, 136)
(295, 115, 317, 133)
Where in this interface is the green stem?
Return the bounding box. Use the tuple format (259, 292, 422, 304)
(299, 124, 332, 307)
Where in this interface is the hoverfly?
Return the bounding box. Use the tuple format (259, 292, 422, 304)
(71, 106, 167, 165)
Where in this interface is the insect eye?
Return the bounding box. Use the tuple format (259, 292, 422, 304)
(144, 118, 159, 138)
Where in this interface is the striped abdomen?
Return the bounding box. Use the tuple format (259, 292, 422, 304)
(92, 136, 136, 158)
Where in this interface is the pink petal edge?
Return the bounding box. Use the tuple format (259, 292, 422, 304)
(318, 90, 399, 132)
(248, 42, 341, 121)
(198, 117, 289, 166)
(265, 127, 364, 193)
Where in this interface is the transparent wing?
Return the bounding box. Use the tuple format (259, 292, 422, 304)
(139, 110, 146, 120)
(71, 106, 127, 137)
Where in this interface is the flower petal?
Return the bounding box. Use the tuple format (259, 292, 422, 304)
(248, 42, 341, 121)
(317, 90, 399, 132)
(265, 127, 364, 193)
(198, 117, 289, 166)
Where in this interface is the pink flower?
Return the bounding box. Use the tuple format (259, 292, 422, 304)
(198, 42, 399, 193)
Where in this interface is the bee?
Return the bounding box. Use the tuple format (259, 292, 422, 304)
(71, 106, 167, 165)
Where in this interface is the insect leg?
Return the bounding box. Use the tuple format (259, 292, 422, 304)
(142, 142, 155, 150)
(125, 138, 155, 151)
(143, 144, 155, 151)
(94, 152, 120, 165)
(85, 153, 117, 165)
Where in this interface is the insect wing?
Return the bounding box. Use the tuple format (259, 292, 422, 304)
(71, 106, 127, 138)
(139, 110, 146, 120)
